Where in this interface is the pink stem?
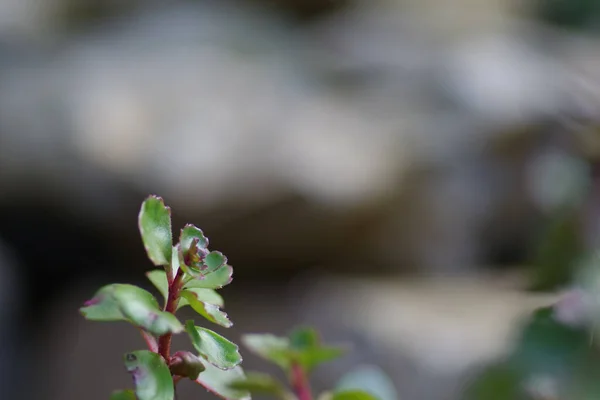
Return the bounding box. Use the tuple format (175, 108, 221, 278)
(140, 329, 158, 352)
(158, 269, 184, 360)
(290, 363, 312, 400)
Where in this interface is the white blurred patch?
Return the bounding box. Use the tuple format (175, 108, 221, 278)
(0, 0, 60, 40)
(526, 149, 589, 213)
(59, 3, 413, 211)
(305, 275, 557, 374)
(440, 35, 563, 126)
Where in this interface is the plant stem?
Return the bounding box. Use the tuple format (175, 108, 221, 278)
(290, 363, 312, 400)
(158, 269, 184, 360)
(140, 329, 158, 352)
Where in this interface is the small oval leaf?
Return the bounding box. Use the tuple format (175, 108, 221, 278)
(184, 265, 234, 289)
(82, 284, 184, 336)
(196, 362, 250, 400)
(110, 390, 137, 400)
(114, 285, 183, 336)
(299, 347, 346, 372)
(178, 288, 224, 310)
(332, 390, 379, 400)
(123, 350, 174, 400)
(80, 285, 125, 321)
(180, 224, 209, 253)
(186, 321, 242, 370)
(229, 372, 290, 397)
(138, 195, 172, 266)
(204, 251, 227, 273)
(290, 327, 320, 350)
(171, 245, 180, 277)
(146, 270, 169, 304)
(180, 290, 232, 328)
(241, 334, 291, 370)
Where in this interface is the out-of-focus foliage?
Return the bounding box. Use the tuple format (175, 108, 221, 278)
(467, 254, 600, 399)
(529, 208, 584, 291)
(534, 0, 600, 32)
(234, 327, 397, 400)
(528, 142, 593, 291)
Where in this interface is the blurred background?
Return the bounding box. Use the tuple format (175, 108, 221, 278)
(1, 0, 600, 399)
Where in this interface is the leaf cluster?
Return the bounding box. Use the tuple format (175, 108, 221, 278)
(231, 327, 397, 400)
(80, 195, 247, 400)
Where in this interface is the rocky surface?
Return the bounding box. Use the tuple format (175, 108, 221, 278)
(0, 1, 599, 399)
(3, 1, 598, 275)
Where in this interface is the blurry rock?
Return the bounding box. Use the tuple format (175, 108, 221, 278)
(297, 273, 557, 400)
(0, 0, 62, 41)
(0, 2, 421, 274)
(437, 35, 563, 127)
(55, 2, 412, 213)
(1, 0, 600, 280)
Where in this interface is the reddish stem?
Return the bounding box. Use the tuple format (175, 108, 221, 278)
(290, 363, 312, 400)
(140, 329, 158, 352)
(158, 269, 184, 360)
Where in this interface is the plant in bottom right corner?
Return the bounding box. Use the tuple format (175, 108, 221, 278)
(229, 326, 398, 400)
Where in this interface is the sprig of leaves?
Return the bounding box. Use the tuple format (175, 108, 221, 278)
(80, 195, 248, 400)
(230, 327, 396, 400)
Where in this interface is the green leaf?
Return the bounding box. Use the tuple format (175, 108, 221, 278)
(229, 372, 291, 399)
(196, 362, 250, 400)
(336, 365, 398, 400)
(289, 327, 319, 350)
(186, 321, 242, 370)
(146, 270, 169, 304)
(178, 288, 224, 310)
(535, 0, 600, 32)
(205, 251, 227, 273)
(511, 306, 590, 376)
(298, 347, 346, 372)
(114, 284, 183, 336)
(241, 334, 291, 370)
(529, 208, 583, 291)
(180, 290, 232, 327)
(80, 285, 125, 321)
(123, 350, 174, 400)
(110, 389, 137, 400)
(465, 363, 525, 400)
(180, 224, 209, 253)
(566, 353, 600, 400)
(177, 234, 222, 279)
(171, 245, 180, 277)
(286, 327, 345, 371)
(331, 391, 379, 400)
(81, 284, 183, 336)
(138, 195, 172, 266)
(183, 265, 234, 289)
